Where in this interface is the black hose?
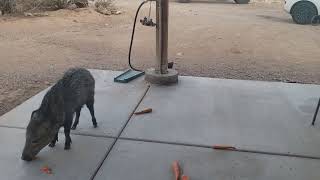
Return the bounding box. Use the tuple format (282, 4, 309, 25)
(128, 0, 149, 72)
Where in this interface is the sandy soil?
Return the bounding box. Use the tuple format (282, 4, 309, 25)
(0, 0, 319, 116)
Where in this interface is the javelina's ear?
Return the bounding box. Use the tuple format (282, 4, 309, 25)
(31, 110, 37, 119)
(31, 110, 42, 122)
(31, 110, 37, 117)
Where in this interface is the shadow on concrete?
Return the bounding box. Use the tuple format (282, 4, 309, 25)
(256, 15, 294, 24)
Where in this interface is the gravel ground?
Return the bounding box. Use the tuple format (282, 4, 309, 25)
(0, 0, 319, 116)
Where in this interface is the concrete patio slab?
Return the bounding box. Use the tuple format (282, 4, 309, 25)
(1, 70, 320, 180)
(0, 127, 114, 180)
(122, 76, 320, 157)
(94, 140, 320, 180)
(0, 70, 147, 136)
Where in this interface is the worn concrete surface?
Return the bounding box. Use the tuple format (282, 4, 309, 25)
(122, 76, 320, 157)
(0, 127, 114, 180)
(94, 140, 320, 180)
(0, 70, 147, 136)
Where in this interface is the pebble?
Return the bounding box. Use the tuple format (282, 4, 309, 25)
(115, 11, 122, 15)
(176, 52, 183, 56)
(24, 13, 33, 17)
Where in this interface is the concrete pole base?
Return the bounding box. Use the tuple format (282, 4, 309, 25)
(145, 68, 178, 85)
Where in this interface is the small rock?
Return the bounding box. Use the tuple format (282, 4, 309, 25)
(176, 52, 183, 56)
(24, 13, 33, 17)
(105, 23, 109, 26)
(67, 4, 77, 10)
(115, 10, 122, 15)
(96, 6, 112, 15)
(44, 81, 50, 85)
(73, 19, 78, 23)
(104, 10, 112, 15)
(111, 9, 117, 14)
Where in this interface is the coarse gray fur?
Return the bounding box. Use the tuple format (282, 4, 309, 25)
(21, 68, 97, 161)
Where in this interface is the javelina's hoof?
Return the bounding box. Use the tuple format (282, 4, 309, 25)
(48, 143, 56, 148)
(71, 125, 77, 130)
(64, 145, 71, 150)
(93, 124, 98, 128)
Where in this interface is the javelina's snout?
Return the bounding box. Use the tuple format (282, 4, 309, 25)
(21, 153, 33, 161)
(21, 143, 37, 161)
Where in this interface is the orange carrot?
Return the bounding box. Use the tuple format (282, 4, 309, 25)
(40, 166, 52, 175)
(213, 145, 236, 150)
(134, 108, 152, 115)
(172, 161, 181, 180)
(181, 175, 190, 180)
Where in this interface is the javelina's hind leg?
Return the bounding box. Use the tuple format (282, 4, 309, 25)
(86, 101, 97, 128)
(48, 133, 59, 147)
(64, 113, 73, 150)
(71, 107, 82, 130)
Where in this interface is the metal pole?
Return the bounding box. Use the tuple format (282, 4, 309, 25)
(156, 0, 169, 74)
(145, 0, 178, 84)
(312, 98, 320, 126)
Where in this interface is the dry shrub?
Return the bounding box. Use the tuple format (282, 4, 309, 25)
(53, 0, 69, 9)
(95, 0, 116, 15)
(14, 0, 45, 12)
(21, 0, 70, 11)
(0, 0, 16, 14)
(95, 0, 114, 10)
(1, 0, 87, 14)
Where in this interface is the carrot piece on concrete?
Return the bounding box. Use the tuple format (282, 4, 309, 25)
(40, 165, 52, 174)
(213, 145, 236, 150)
(134, 108, 153, 115)
(172, 161, 181, 180)
(181, 175, 190, 180)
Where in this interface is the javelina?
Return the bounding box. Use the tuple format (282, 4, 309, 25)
(21, 68, 97, 161)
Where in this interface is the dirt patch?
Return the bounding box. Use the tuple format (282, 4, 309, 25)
(0, 0, 320, 116)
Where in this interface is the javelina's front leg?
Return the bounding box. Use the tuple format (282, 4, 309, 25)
(48, 133, 59, 147)
(64, 112, 73, 150)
